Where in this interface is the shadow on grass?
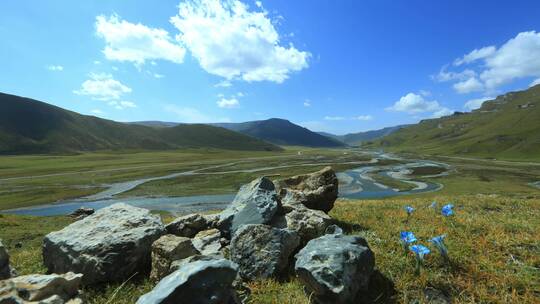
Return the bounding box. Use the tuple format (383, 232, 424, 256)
(332, 219, 370, 234)
(356, 270, 397, 304)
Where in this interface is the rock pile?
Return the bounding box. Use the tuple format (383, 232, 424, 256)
(0, 240, 16, 280)
(0, 272, 83, 303)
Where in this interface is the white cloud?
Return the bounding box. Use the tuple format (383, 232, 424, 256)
(419, 90, 431, 97)
(95, 14, 186, 66)
(387, 93, 441, 113)
(355, 115, 373, 121)
(434, 67, 476, 82)
(93, 60, 101, 65)
(164, 104, 230, 123)
(303, 99, 311, 107)
(530, 78, 540, 87)
(214, 80, 232, 87)
(153, 73, 165, 79)
(255, 1, 262, 8)
(108, 100, 137, 110)
(453, 77, 484, 94)
(432, 108, 454, 118)
(170, 0, 310, 83)
(73, 73, 132, 101)
(454, 46, 496, 66)
(464, 96, 494, 111)
(47, 65, 64, 71)
(217, 97, 240, 108)
(324, 116, 345, 121)
(236, 92, 244, 97)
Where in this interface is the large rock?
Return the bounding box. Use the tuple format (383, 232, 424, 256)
(217, 177, 280, 236)
(294, 228, 375, 304)
(0, 272, 82, 303)
(43, 203, 165, 285)
(150, 235, 199, 281)
(275, 166, 338, 213)
(166, 213, 217, 238)
(230, 224, 300, 281)
(137, 257, 238, 304)
(192, 229, 223, 256)
(270, 204, 333, 244)
(0, 240, 15, 280)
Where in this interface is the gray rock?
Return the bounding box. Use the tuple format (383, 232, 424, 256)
(217, 177, 280, 236)
(270, 204, 332, 244)
(166, 213, 214, 238)
(230, 224, 300, 281)
(150, 235, 199, 281)
(0, 239, 14, 280)
(0, 272, 83, 303)
(137, 258, 238, 304)
(192, 229, 223, 256)
(43, 203, 165, 285)
(294, 230, 375, 304)
(275, 166, 338, 213)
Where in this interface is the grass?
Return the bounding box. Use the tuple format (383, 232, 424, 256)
(1, 195, 538, 303)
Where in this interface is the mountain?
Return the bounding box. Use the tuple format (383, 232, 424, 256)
(129, 121, 180, 128)
(211, 118, 346, 147)
(0, 93, 281, 154)
(366, 85, 540, 160)
(318, 125, 406, 146)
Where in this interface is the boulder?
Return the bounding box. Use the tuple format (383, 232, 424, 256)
(230, 224, 300, 281)
(43, 203, 165, 285)
(0, 239, 15, 280)
(192, 229, 223, 256)
(294, 228, 375, 304)
(0, 272, 82, 303)
(217, 177, 281, 236)
(166, 213, 217, 238)
(150, 235, 199, 281)
(68, 207, 94, 221)
(137, 258, 238, 304)
(270, 204, 333, 244)
(275, 166, 338, 213)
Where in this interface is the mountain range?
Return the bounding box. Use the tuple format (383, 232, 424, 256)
(317, 125, 406, 146)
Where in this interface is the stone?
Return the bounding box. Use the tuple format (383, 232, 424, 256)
(294, 229, 375, 304)
(230, 224, 300, 281)
(68, 207, 94, 220)
(217, 177, 280, 236)
(0, 272, 83, 303)
(150, 235, 199, 281)
(166, 213, 213, 238)
(275, 166, 338, 213)
(192, 229, 223, 256)
(270, 204, 333, 244)
(136, 258, 238, 304)
(43, 203, 165, 285)
(0, 239, 14, 280)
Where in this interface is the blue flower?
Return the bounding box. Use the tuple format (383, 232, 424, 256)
(405, 205, 415, 215)
(410, 244, 430, 274)
(400, 231, 417, 244)
(429, 234, 449, 261)
(430, 201, 437, 208)
(441, 204, 454, 216)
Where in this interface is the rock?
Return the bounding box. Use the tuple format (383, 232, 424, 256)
(270, 204, 332, 244)
(43, 203, 165, 285)
(166, 213, 215, 238)
(217, 177, 280, 236)
(137, 258, 238, 304)
(68, 207, 94, 220)
(192, 229, 223, 256)
(230, 224, 300, 281)
(294, 229, 375, 304)
(150, 235, 199, 281)
(275, 166, 338, 213)
(0, 272, 83, 303)
(0, 240, 15, 280)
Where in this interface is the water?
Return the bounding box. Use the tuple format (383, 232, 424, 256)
(2, 159, 445, 216)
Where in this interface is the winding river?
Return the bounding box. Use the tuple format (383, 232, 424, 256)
(2, 154, 447, 216)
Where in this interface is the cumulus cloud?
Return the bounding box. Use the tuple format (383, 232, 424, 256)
(453, 46, 496, 66)
(463, 96, 494, 111)
(73, 73, 132, 101)
(170, 0, 310, 83)
(453, 77, 484, 94)
(47, 65, 64, 71)
(387, 93, 453, 118)
(217, 97, 239, 108)
(355, 115, 373, 121)
(215, 80, 232, 87)
(434, 67, 476, 82)
(95, 14, 186, 66)
(324, 116, 345, 121)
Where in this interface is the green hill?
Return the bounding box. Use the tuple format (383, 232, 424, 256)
(211, 118, 346, 148)
(318, 125, 407, 146)
(0, 92, 281, 154)
(366, 85, 540, 160)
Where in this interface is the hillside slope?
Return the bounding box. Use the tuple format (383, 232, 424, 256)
(0, 93, 281, 154)
(319, 125, 406, 146)
(367, 85, 540, 160)
(212, 118, 346, 147)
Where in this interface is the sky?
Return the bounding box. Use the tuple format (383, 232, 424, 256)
(1, 0, 540, 134)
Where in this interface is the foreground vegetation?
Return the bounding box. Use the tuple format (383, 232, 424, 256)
(1, 195, 538, 303)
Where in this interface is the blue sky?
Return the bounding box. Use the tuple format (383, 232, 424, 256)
(1, 0, 540, 134)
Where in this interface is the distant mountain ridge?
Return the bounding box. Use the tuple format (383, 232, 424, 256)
(318, 125, 406, 145)
(210, 118, 346, 147)
(0, 93, 281, 154)
(366, 85, 540, 160)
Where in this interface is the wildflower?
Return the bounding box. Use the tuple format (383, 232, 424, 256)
(430, 201, 437, 209)
(405, 205, 415, 215)
(429, 234, 449, 261)
(441, 204, 454, 216)
(410, 244, 430, 274)
(400, 231, 416, 251)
